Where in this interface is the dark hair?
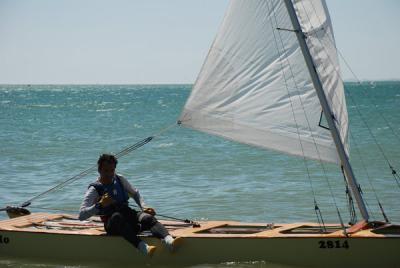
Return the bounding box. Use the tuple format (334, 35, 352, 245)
(97, 154, 118, 171)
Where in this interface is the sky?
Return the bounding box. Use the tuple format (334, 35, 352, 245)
(0, 0, 399, 84)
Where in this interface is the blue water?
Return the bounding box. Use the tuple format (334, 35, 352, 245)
(0, 82, 399, 267)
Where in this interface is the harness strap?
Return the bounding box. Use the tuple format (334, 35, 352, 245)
(89, 175, 129, 222)
(89, 175, 129, 201)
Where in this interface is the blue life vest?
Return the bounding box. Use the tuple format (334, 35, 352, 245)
(89, 175, 129, 215)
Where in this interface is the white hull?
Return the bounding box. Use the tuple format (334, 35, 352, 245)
(0, 213, 399, 267)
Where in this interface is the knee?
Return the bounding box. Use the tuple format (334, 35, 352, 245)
(108, 212, 125, 229)
(139, 213, 157, 227)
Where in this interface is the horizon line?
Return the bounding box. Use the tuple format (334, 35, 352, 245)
(1, 79, 400, 86)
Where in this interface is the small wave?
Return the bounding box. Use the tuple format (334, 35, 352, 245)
(377, 127, 389, 131)
(158, 100, 168, 107)
(133, 124, 142, 128)
(369, 81, 376, 89)
(99, 101, 114, 106)
(156, 142, 174, 148)
(157, 99, 169, 107)
(1, 100, 11, 104)
(29, 104, 54, 108)
(95, 108, 115, 112)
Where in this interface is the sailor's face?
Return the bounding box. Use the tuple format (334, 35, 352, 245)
(99, 162, 116, 180)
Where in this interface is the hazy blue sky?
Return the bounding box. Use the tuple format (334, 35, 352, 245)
(0, 0, 399, 84)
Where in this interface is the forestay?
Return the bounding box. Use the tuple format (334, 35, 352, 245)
(179, 0, 348, 164)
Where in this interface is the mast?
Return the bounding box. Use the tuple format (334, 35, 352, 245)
(283, 0, 369, 221)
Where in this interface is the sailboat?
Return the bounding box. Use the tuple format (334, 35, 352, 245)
(0, 0, 399, 267)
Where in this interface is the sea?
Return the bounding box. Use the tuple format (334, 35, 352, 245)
(0, 81, 399, 267)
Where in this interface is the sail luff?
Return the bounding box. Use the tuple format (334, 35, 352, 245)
(283, 0, 369, 221)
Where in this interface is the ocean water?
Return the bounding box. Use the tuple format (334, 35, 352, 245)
(0, 82, 399, 267)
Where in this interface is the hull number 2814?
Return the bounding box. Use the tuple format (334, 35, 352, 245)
(319, 240, 349, 249)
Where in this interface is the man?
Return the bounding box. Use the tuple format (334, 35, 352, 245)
(79, 154, 179, 256)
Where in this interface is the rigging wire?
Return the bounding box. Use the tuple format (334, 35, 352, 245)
(341, 166, 357, 224)
(28, 205, 200, 226)
(346, 89, 400, 190)
(349, 131, 390, 222)
(268, 1, 354, 231)
(266, 0, 326, 232)
(297, 2, 397, 223)
(307, 1, 400, 144)
(296, 1, 398, 221)
(13, 123, 177, 209)
(276, 0, 372, 232)
(130, 204, 199, 226)
(298, 0, 400, 191)
(295, 2, 376, 225)
(29, 206, 78, 213)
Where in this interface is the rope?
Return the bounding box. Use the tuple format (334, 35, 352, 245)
(378, 202, 390, 223)
(314, 199, 326, 232)
(2, 121, 201, 227)
(270, 2, 347, 229)
(151, 213, 199, 226)
(341, 166, 357, 224)
(298, 1, 400, 190)
(348, 132, 377, 219)
(346, 91, 400, 190)
(28, 204, 200, 226)
(26, 205, 200, 227)
(390, 167, 400, 188)
(295, 3, 395, 220)
(128, 204, 199, 226)
(295, 1, 399, 223)
(308, 0, 400, 144)
(348, 117, 392, 222)
(11, 123, 177, 209)
(336, 207, 348, 237)
(266, 1, 326, 232)
(28, 206, 78, 213)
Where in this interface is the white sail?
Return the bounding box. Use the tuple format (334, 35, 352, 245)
(179, 0, 348, 164)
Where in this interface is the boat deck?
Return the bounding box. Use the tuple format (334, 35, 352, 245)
(0, 213, 398, 238)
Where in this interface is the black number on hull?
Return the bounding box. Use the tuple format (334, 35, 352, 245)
(319, 240, 349, 249)
(0, 235, 10, 244)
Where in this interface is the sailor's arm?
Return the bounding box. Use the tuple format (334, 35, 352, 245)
(78, 187, 100, 221)
(119, 175, 146, 210)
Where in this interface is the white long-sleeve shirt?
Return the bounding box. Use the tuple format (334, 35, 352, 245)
(78, 174, 146, 221)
